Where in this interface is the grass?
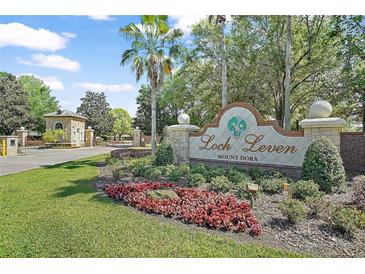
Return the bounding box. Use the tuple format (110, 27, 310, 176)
(0, 155, 306, 258)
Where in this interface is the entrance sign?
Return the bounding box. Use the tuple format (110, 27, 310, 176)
(189, 103, 310, 168)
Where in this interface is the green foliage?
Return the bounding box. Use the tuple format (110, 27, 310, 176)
(226, 168, 250, 184)
(209, 176, 233, 193)
(302, 137, 346, 193)
(249, 167, 269, 182)
(77, 91, 115, 136)
(18, 75, 58, 133)
(111, 108, 133, 139)
(305, 196, 329, 217)
(42, 130, 65, 144)
(129, 156, 154, 177)
(106, 158, 125, 180)
(178, 164, 190, 175)
(168, 169, 182, 182)
(154, 140, 174, 166)
(279, 199, 308, 224)
(146, 189, 179, 200)
(207, 166, 227, 180)
(160, 164, 176, 176)
(190, 163, 209, 177)
(0, 73, 30, 135)
(292, 180, 323, 200)
(187, 173, 206, 187)
(329, 205, 365, 235)
(260, 178, 285, 194)
(143, 167, 163, 179)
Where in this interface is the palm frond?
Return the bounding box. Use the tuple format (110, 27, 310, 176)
(120, 49, 137, 65)
(119, 23, 143, 41)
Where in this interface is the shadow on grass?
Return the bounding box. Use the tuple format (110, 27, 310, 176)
(53, 176, 114, 205)
(42, 159, 99, 170)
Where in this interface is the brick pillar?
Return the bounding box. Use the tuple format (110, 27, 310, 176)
(133, 128, 141, 147)
(167, 125, 199, 164)
(299, 117, 345, 152)
(84, 126, 94, 147)
(16, 127, 28, 147)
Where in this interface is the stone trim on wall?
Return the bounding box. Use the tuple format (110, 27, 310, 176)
(190, 102, 303, 137)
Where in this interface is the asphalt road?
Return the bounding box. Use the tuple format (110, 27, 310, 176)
(0, 146, 117, 176)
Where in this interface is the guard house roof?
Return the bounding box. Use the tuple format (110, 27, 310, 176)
(44, 109, 87, 120)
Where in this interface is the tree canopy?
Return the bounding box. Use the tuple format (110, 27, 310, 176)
(77, 91, 114, 136)
(111, 108, 133, 139)
(18, 75, 59, 133)
(0, 73, 30, 135)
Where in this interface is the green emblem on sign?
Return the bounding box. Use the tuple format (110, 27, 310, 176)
(227, 116, 247, 137)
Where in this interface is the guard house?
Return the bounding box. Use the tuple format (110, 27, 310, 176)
(44, 110, 87, 147)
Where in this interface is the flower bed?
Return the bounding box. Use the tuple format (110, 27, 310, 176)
(104, 182, 262, 236)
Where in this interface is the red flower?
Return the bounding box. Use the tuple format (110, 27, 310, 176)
(104, 182, 262, 236)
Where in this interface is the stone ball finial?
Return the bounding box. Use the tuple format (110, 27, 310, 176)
(178, 113, 190, 125)
(20, 126, 25, 130)
(87, 126, 92, 129)
(308, 100, 332, 118)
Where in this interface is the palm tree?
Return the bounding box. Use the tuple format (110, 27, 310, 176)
(120, 16, 183, 155)
(208, 15, 228, 107)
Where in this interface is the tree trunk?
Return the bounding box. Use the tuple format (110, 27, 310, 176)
(283, 16, 292, 131)
(221, 24, 228, 107)
(151, 85, 157, 155)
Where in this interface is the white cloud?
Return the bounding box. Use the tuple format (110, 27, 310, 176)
(18, 73, 64, 90)
(73, 82, 134, 93)
(61, 32, 76, 39)
(0, 22, 71, 51)
(89, 15, 115, 21)
(18, 54, 81, 72)
(170, 15, 207, 36)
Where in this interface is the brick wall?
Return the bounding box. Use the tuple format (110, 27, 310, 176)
(340, 132, 365, 173)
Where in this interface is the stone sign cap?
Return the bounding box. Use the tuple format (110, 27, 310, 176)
(299, 117, 345, 128)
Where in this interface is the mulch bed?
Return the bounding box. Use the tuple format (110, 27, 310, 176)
(97, 164, 365, 257)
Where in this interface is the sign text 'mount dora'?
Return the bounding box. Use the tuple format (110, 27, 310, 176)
(189, 103, 311, 168)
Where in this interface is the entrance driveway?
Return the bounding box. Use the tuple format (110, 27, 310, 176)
(0, 146, 116, 176)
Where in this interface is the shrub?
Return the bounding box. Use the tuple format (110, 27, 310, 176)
(329, 205, 365, 235)
(129, 156, 154, 177)
(209, 176, 232, 193)
(168, 169, 182, 182)
(178, 164, 190, 176)
(305, 196, 329, 217)
(42, 129, 65, 144)
(154, 140, 174, 166)
(249, 167, 268, 182)
(292, 180, 322, 200)
(226, 168, 250, 184)
(161, 164, 176, 176)
(279, 199, 308, 224)
(187, 173, 206, 187)
(353, 175, 365, 211)
(106, 157, 125, 180)
(143, 167, 163, 179)
(260, 178, 286, 194)
(207, 167, 227, 180)
(190, 163, 209, 177)
(302, 137, 346, 193)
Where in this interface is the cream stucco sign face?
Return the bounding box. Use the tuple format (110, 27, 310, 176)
(189, 103, 311, 167)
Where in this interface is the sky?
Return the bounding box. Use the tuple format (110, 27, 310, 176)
(0, 15, 206, 117)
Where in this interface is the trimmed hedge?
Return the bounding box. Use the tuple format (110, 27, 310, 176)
(302, 137, 345, 193)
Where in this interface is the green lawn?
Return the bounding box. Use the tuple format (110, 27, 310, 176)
(0, 155, 305, 257)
